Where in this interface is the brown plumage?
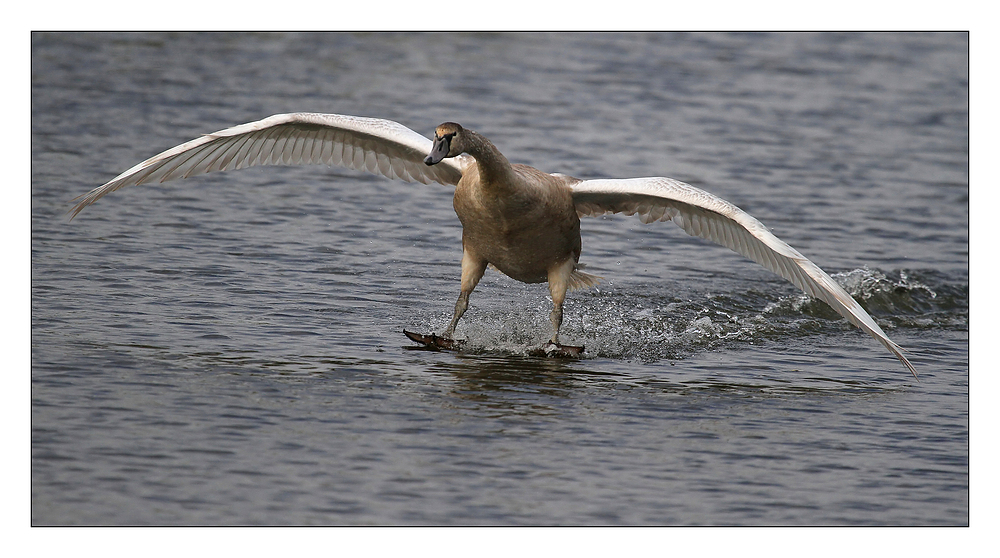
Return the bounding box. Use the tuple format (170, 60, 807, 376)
(424, 123, 598, 343)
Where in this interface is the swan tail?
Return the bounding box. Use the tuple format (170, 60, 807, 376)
(568, 269, 602, 291)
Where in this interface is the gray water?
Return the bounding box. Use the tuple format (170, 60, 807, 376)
(31, 32, 968, 525)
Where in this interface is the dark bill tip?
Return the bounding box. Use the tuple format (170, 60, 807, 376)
(425, 135, 451, 166)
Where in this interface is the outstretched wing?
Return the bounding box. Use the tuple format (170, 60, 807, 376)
(70, 112, 472, 218)
(571, 176, 916, 378)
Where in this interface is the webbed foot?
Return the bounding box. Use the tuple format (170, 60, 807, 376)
(529, 341, 584, 358)
(403, 330, 465, 351)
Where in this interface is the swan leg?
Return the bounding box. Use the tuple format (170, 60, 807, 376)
(443, 248, 487, 339)
(546, 259, 575, 344)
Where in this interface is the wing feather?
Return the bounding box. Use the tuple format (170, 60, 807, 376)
(571, 177, 916, 378)
(70, 112, 469, 219)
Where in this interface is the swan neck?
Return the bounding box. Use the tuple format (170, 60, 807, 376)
(464, 130, 514, 186)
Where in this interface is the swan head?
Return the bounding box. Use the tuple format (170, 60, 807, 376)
(424, 122, 464, 165)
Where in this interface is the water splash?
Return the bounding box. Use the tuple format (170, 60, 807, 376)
(417, 267, 966, 363)
(795, 268, 965, 330)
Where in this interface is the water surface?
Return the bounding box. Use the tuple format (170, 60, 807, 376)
(31, 32, 968, 525)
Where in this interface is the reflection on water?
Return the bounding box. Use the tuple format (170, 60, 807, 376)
(430, 354, 611, 401)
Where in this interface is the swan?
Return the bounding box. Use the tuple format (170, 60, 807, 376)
(69, 112, 917, 378)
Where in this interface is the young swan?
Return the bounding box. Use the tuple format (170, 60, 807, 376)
(69, 113, 916, 376)
(424, 122, 599, 349)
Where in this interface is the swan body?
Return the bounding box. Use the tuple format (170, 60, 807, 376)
(71, 112, 917, 378)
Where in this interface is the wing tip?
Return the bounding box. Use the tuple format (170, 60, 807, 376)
(885, 339, 918, 380)
(902, 355, 919, 381)
(67, 190, 98, 221)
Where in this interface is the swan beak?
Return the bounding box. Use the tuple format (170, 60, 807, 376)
(424, 135, 451, 165)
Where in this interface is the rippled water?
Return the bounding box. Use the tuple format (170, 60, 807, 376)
(31, 32, 968, 525)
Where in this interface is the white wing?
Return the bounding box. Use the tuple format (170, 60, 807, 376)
(571, 177, 917, 378)
(70, 113, 472, 218)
